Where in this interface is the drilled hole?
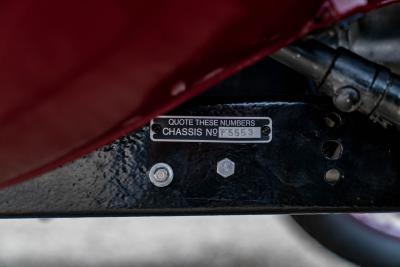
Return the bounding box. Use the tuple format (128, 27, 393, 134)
(324, 113, 342, 128)
(322, 140, 343, 160)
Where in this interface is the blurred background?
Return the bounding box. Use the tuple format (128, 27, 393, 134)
(0, 215, 354, 267)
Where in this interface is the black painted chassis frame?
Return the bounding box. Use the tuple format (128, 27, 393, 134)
(0, 100, 399, 217)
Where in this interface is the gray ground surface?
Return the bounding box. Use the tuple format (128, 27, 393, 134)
(0, 215, 354, 267)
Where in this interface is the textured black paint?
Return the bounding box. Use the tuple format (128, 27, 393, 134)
(0, 102, 399, 217)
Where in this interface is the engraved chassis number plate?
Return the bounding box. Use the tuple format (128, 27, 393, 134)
(150, 116, 272, 143)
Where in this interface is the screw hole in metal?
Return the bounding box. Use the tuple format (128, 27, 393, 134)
(324, 112, 342, 128)
(151, 123, 162, 134)
(322, 140, 343, 160)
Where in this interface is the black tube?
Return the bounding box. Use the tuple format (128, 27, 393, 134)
(271, 40, 336, 85)
(271, 39, 400, 128)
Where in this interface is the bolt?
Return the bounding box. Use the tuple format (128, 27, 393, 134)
(333, 87, 360, 112)
(149, 163, 174, 187)
(324, 168, 342, 185)
(151, 123, 162, 134)
(261, 125, 271, 135)
(217, 158, 235, 178)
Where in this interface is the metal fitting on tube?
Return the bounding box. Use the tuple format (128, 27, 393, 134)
(272, 40, 400, 128)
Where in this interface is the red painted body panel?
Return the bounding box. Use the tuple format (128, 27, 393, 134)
(0, 0, 396, 187)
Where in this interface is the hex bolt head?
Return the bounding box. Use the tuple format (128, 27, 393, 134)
(149, 163, 174, 187)
(217, 158, 235, 178)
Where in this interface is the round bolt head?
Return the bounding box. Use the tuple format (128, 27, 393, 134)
(217, 158, 235, 178)
(261, 125, 271, 135)
(324, 168, 342, 185)
(334, 87, 360, 112)
(149, 163, 174, 187)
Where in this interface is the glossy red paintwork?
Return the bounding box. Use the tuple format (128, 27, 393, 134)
(0, 0, 396, 187)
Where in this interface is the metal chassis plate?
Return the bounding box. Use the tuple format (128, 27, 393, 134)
(150, 115, 272, 143)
